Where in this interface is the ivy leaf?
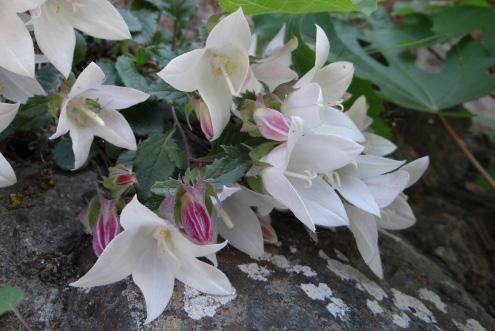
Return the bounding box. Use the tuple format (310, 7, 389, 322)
(204, 157, 249, 190)
(0, 286, 24, 316)
(219, 0, 377, 16)
(115, 55, 149, 91)
(134, 131, 185, 199)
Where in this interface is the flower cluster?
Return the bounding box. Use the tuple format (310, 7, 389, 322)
(0, 6, 428, 325)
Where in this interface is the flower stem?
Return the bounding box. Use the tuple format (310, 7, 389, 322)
(439, 115, 495, 191)
(171, 106, 192, 168)
(12, 308, 33, 331)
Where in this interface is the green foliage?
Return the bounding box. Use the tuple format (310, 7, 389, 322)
(204, 157, 249, 190)
(73, 31, 88, 66)
(36, 64, 61, 92)
(52, 137, 96, 171)
(219, 0, 377, 16)
(134, 130, 185, 199)
(122, 101, 172, 136)
(0, 286, 24, 316)
(115, 55, 149, 91)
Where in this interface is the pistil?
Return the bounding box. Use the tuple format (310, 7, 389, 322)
(284, 170, 318, 188)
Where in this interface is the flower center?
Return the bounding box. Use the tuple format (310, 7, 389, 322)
(284, 170, 318, 188)
(56, 0, 80, 12)
(324, 171, 342, 188)
(210, 52, 237, 96)
(153, 227, 181, 267)
(66, 98, 105, 128)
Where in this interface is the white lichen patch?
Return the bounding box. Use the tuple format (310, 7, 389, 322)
(393, 312, 411, 328)
(254, 253, 317, 277)
(366, 299, 384, 315)
(238, 263, 272, 281)
(319, 250, 387, 301)
(326, 297, 350, 320)
(183, 286, 236, 320)
(452, 319, 486, 331)
(300, 283, 333, 301)
(418, 288, 448, 313)
(392, 289, 436, 324)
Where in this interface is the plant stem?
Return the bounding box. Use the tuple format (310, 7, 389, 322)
(12, 308, 33, 331)
(171, 106, 192, 168)
(439, 115, 495, 191)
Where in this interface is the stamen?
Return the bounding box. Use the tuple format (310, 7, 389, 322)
(284, 170, 318, 188)
(325, 171, 342, 188)
(220, 65, 237, 96)
(81, 109, 105, 126)
(153, 228, 181, 268)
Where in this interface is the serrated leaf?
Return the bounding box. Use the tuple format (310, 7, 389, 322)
(205, 157, 249, 190)
(151, 179, 181, 196)
(36, 64, 61, 92)
(131, 9, 159, 44)
(115, 55, 149, 91)
(149, 81, 188, 106)
(96, 59, 119, 86)
(134, 131, 185, 199)
(118, 9, 143, 32)
(219, 0, 377, 16)
(122, 101, 173, 136)
(0, 286, 24, 316)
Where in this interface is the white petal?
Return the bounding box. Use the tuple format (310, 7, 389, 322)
(346, 96, 372, 131)
(0, 102, 19, 133)
(340, 155, 405, 179)
(132, 248, 175, 324)
(364, 171, 410, 208)
(70, 0, 131, 40)
(49, 104, 71, 140)
(263, 25, 286, 57)
(0, 153, 17, 188)
(175, 256, 235, 295)
(70, 228, 151, 287)
(314, 25, 330, 70)
(377, 195, 416, 230)
(282, 83, 323, 131)
(217, 186, 242, 202)
(170, 225, 229, 258)
(206, 8, 251, 52)
(401, 156, 429, 188)
(347, 204, 379, 266)
(198, 80, 232, 141)
(90, 108, 137, 150)
(364, 132, 397, 156)
(70, 126, 94, 170)
(294, 67, 317, 89)
(120, 195, 166, 231)
(239, 67, 262, 94)
(248, 34, 258, 57)
(337, 175, 380, 216)
(314, 61, 354, 105)
(81, 86, 149, 110)
(0, 67, 45, 103)
(158, 49, 206, 92)
(216, 195, 264, 257)
(0, 12, 35, 77)
(69, 62, 106, 99)
(261, 165, 315, 231)
(34, 2, 75, 77)
(315, 107, 365, 142)
(291, 177, 348, 228)
(235, 186, 285, 215)
(7, 0, 46, 12)
(367, 250, 383, 279)
(290, 134, 364, 174)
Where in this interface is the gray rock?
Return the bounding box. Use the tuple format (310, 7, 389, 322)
(1, 165, 494, 330)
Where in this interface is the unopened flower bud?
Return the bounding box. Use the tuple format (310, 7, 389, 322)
(103, 165, 137, 198)
(258, 213, 278, 244)
(159, 195, 175, 221)
(254, 108, 291, 141)
(92, 196, 120, 256)
(194, 99, 214, 140)
(180, 191, 213, 244)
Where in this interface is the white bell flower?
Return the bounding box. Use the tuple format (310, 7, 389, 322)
(71, 196, 235, 324)
(50, 62, 149, 170)
(0, 102, 20, 187)
(32, 0, 131, 77)
(158, 8, 251, 141)
(0, 67, 45, 103)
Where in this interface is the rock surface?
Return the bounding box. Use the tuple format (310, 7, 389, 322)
(1, 161, 494, 330)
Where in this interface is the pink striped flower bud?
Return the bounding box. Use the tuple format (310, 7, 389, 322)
(179, 181, 213, 244)
(258, 213, 278, 244)
(194, 99, 214, 140)
(92, 196, 120, 256)
(254, 108, 291, 141)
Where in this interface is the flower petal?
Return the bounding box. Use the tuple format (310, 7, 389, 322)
(81, 85, 149, 110)
(70, 126, 94, 170)
(132, 248, 175, 324)
(120, 195, 166, 231)
(346, 96, 372, 131)
(282, 83, 323, 131)
(400, 156, 429, 188)
(377, 195, 416, 230)
(0, 12, 35, 77)
(175, 256, 235, 296)
(198, 81, 232, 141)
(314, 61, 354, 105)
(337, 175, 380, 216)
(314, 24, 330, 70)
(0, 153, 16, 188)
(169, 225, 229, 258)
(364, 132, 397, 156)
(0, 102, 19, 133)
(34, 1, 75, 77)
(70, 0, 131, 40)
(69, 62, 106, 99)
(158, 49, 206, 92)
(90, 108, 137, 150)
(7, 0, 46, 12)
(0, 67, 45, 103)
(364, 170, 410, 208)
(290, 177, 348, 228)
(315, 107, 365, 142)
(206, 8, 251, 52)
(216, 195, 264, 257)
(70, 228, 151, 287)
(340, 155, 405, 179)
(347, 204, 379, 267)
(263, 24, 286, 57)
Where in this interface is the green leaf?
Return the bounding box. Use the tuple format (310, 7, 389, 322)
(96, 59, 119, 86)
(73, 31, 87, 66)
(52, 137, 96, 171)
(135, 48, 151, 66)
(115, 55, 149, 91)
(0, 286, 24, 316)
(149, 81, 188, 106)
(36, 64, 61, 92)
(219, 0, 377, 15)
(122, 101, 172, 136)
(151, 179, 181, 196)
(130, 9, 160, 44)
(118, 9, 143, 32)
(204, 157, 249, 190)
(134, 131, 185, 199)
